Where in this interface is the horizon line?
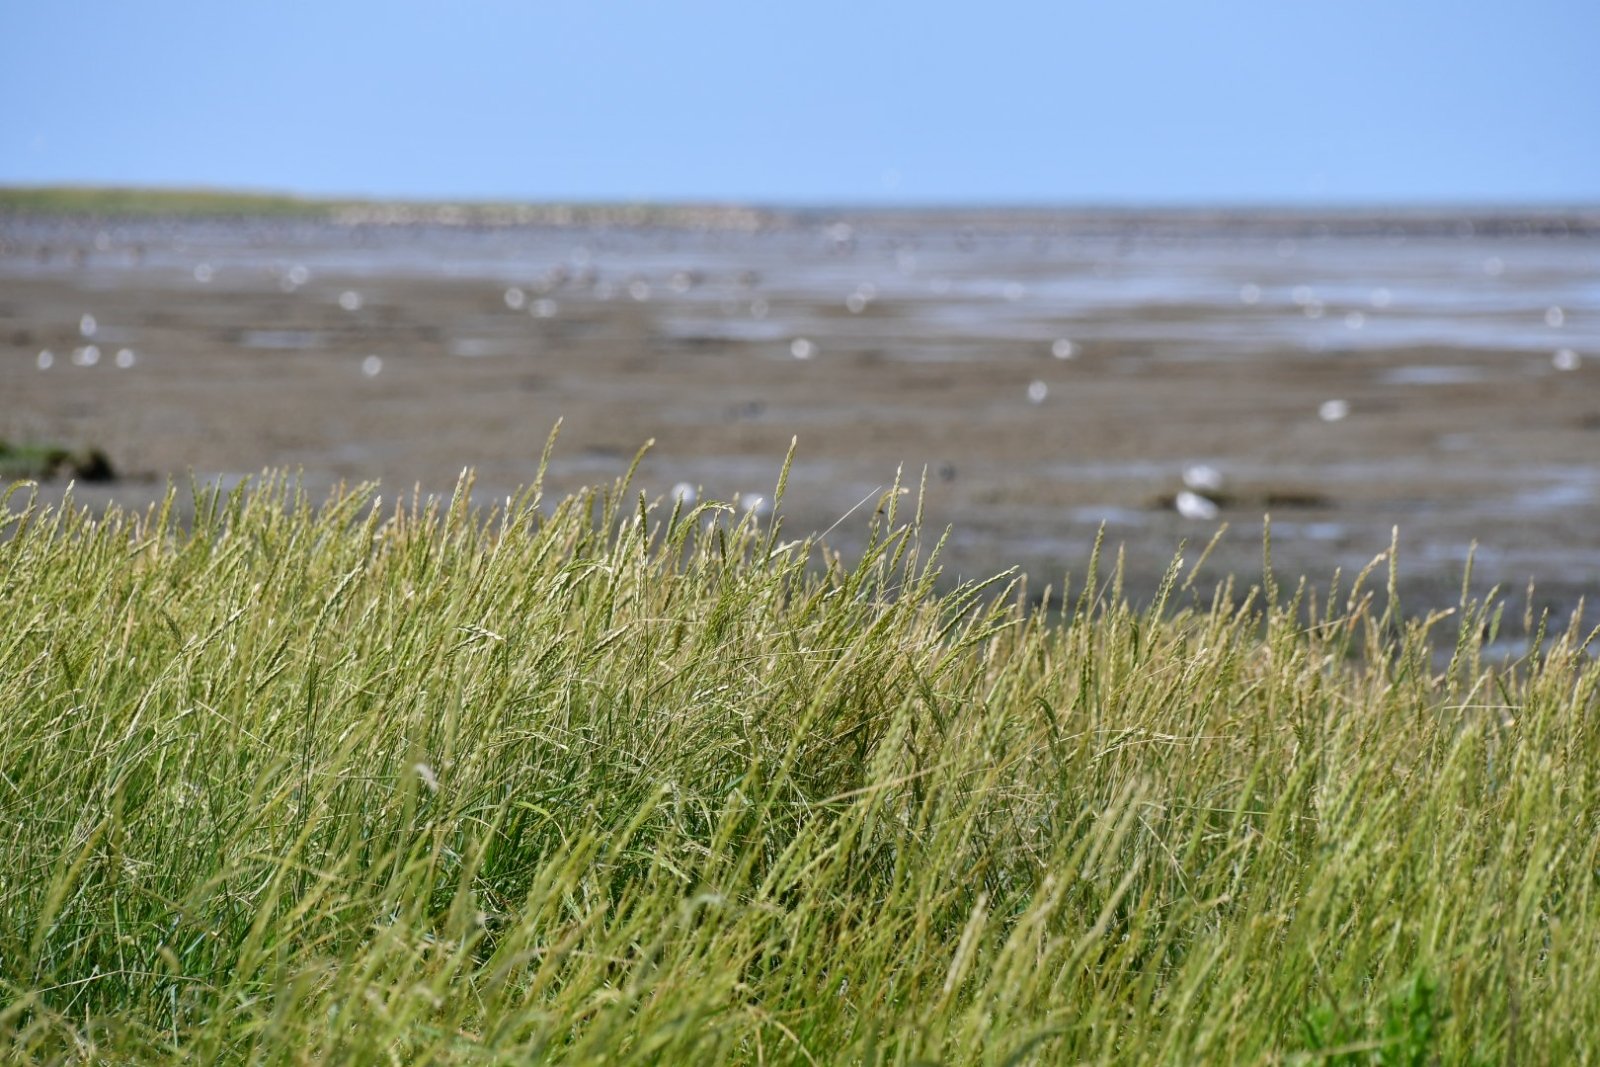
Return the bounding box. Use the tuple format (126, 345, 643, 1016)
(3, 182, 1598, 220)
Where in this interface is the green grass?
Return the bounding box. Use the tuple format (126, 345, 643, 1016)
(2, 441, 1597, 1064)
(0, 186, 332, 218)
(0, 441, 116, 484)
(0, 185, 764, 227)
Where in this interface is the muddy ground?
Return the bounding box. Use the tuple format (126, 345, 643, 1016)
(3, 212, 1597, 625)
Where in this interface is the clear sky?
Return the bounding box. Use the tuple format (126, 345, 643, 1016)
(3, 0, 1597, 206)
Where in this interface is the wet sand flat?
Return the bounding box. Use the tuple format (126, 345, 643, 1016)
(3, 210, 1598, 616)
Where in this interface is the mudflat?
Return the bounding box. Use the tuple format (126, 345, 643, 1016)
(3, 209, 1597, 618)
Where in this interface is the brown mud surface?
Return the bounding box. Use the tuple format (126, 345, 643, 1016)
(3, 211, 1598, 623)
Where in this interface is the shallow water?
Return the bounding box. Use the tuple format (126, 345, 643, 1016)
(6, 214, 1597, 355)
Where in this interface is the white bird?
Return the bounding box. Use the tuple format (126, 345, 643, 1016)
(1175, 490, 1220, 521)
(1183, 464, 1224, 493)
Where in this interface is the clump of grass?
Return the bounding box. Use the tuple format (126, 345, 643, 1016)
(1, 442, 1596, 1065)
(0, 440, 116, 483)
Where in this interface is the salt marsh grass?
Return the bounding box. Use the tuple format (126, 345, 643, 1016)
(2, 443, 1598, 1064)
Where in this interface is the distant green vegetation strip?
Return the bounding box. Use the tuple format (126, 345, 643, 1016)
(0, 185, 771, 227)
(2, 447, 1597, 1064)
(0, 185, 335, 217)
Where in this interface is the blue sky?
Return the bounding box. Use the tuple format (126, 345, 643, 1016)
(3, 0, 1597, 205)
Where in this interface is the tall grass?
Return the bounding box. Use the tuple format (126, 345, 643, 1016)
(2, 445, 1597, 1064)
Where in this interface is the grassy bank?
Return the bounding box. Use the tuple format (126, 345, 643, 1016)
(2, 449, 1597, 1064)
(0, 186, 332, 218)
(0, 185, 768, 229)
